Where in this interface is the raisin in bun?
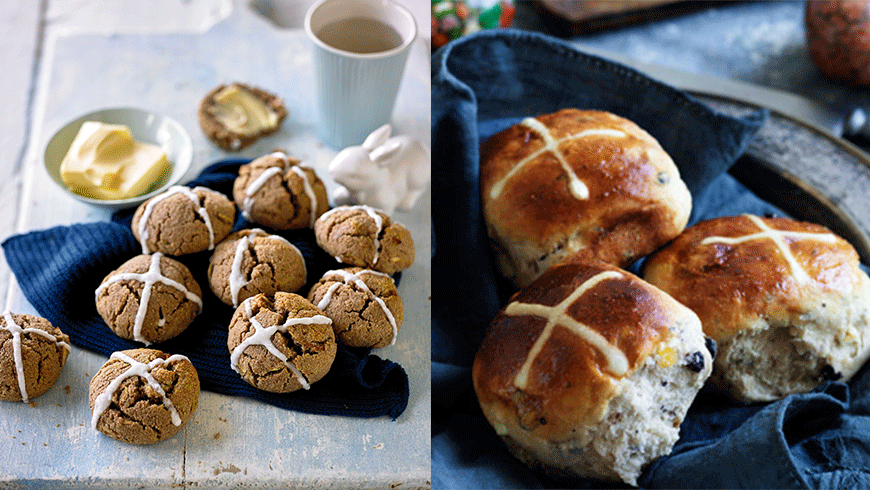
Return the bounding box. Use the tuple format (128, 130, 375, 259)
(472, 259, 712, 485)
(480, 108, 691, 288)
(644, 214, 870, 403)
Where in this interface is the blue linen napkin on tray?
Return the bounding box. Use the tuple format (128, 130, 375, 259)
(2, 159, 408, 420)
(432, 29, 870, 489)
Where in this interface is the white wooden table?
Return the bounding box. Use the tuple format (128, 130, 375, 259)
(0, 1, 431, 488)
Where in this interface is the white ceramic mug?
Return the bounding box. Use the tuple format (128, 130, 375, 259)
(305, 0, 417, 149)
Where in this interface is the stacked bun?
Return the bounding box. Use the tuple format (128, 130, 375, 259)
(473, 260, 712, 485)
(479, 108, 691, 288)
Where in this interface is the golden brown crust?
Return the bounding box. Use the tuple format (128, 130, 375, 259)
(473, 260, 684, 441)
(480, 108, 691, 288)
(643, 214, 861, 341)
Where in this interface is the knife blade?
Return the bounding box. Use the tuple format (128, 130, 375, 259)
(574, 42, 870, 143)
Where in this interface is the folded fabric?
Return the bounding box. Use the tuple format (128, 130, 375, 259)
(3, 159, 408, 420)
(431, 29, 870, 488)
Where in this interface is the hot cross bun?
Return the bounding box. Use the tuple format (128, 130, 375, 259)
(473, 259, 712, 485)
(479, 108, 691, 288)
(644, 214, 870, 402)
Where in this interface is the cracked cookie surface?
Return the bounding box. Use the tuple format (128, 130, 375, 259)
(208, 229, 307, 307)
(131, 186, 236, 256)
(95, 253, 203, 344)
(89, 348, 199, 445)
(0, 312, 70, 402)
(308, 267, 404, 348)
(232, 152, 328, 230)
(314, 205, 415, 274)
(227, 292, 336, 393)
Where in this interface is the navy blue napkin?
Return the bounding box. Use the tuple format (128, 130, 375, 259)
(432, 29, 870, 488)
(3, 159, 408, 420)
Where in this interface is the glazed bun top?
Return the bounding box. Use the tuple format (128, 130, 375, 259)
(643, 214, 864, 341)
(472, 259, 699, 441)
(480, 108, 691, 288)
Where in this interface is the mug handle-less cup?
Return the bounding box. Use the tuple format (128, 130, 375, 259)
(305, 0, 417, 149)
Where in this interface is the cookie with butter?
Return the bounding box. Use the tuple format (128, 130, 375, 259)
(198, 82, 287, 151)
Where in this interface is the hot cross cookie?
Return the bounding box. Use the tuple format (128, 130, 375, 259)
(644, 214, 870, 402)
(131, 185, 236, 256)
(227, 293, 336, 393)
(0, 312, 70, 402)
(307, 267, 403, 348)
(314, 205, 415, 275)
(89, 348, 199, 445)
(232, 151, 329, 230)
(479, 108, 691, 288)
(208, 229, 307, 307)
(96, 253, 203, 345)
(473, 260, 712, 486)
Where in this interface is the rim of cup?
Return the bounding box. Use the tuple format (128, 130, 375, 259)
(304, 0, 417, 60)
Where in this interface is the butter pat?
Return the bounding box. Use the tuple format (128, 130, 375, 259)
(209, 84, 280, 136)
(60, 121, 169, 200)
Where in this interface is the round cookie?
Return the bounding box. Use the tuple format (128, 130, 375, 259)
(132, 185, 236, 256)
(95, 253, 203, 345)
(208, 228, 307, 308)
(644, 213, 870, 402)
(480, 108, 692, 288)
(198, 82, 287, 151)
(314, 205, 414, 274)
(308, 267, 404, 348)
(233, 151, 329, 230)
(0, 311, 70, 402)
(89, 348, 199, 445)
(228, 293, 336, 393)
(473, 260, 712, 485)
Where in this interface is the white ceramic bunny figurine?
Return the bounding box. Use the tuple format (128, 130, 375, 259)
(328, 124, 430, 215)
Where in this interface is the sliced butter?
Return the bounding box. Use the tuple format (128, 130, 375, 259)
(209, 84, 279, 136)
(60, 121, 169, 200)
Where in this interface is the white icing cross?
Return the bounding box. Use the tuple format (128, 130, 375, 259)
(507, 271, 629, 390)
(289, 165, 320, 228)
(228, 229, 307, 307)
(1, 311, 70, 402)
(242, 152, 291, 220)
(242, 152, 319, 227)
(319, 205, 385, 266)
(230, 297, 333, 390)
(91, 351, 189, 429)
(138, 186, 218, 254)
(489, 117, 627, 201)
(700, 214, 837, 284)
(316, 269, 399, 346)
(95, 253, 203, 345)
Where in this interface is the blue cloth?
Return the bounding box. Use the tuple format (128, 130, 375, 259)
(431, 29, 870, 488)
(2, 159, 408, 420)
